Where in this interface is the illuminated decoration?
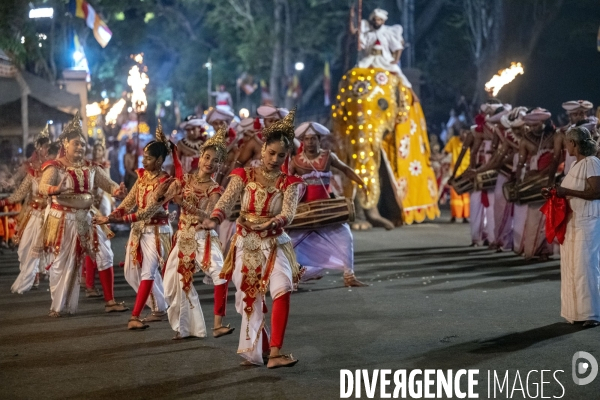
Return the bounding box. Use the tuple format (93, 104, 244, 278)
(29, 8, 54, 18)
(128, 53, 149, 113)
(86, 102, 101, 117)
(485, 62, 524, 97)
(105, 98, 126, 126)
(332, 67, 440, 224)
(239, 108, 249, 118)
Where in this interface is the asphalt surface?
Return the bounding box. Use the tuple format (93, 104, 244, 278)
(0, 212, 598, 399)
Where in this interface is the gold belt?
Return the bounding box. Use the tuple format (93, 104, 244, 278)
(239, 212, 271, 224)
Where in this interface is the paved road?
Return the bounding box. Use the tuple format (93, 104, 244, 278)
(0, 216, 598, 399)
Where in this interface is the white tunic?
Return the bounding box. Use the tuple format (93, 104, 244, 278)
(357, 20, 412, 87)
(559, 156, 600, 322)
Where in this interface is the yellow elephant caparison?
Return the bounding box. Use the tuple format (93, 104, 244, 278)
(332, 67, 440, 225)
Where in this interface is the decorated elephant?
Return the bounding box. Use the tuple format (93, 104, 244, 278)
(331, 67, 440, 228)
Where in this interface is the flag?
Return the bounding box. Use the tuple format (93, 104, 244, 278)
(323, 61, 331, 106)
(70, 0, 112, 48)
(72, 32, 90, 75)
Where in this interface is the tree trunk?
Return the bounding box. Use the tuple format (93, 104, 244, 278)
(15, 70, 30, 149)
(269, 0, 283, 106)
(401, 0, 415, 68)
(283, 0, 294, 109)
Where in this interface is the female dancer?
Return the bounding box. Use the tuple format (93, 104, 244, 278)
(158, 126, 234, 339)
(2, 126, 50, 293)
(84, 139, 114, 298)
(39, 112, 128, 317)
(202, 109, 302, 368)
(95, 121, 180, 330)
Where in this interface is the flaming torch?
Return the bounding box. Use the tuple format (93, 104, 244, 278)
(105, 98, 127, 126)
(485, 62, 524, 97)
(128, 53, 149, 156)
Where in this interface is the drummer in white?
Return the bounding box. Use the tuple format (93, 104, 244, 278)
(287, 122, 368, 287)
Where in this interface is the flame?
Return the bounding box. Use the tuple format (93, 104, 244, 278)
(105, 99, 126, 126)
(485, 62, 524, 97)
(127, 55, 149, 113)
(86, 102, 102, 117)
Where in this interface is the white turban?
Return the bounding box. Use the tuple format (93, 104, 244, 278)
(257, 105, 289, 119)
(562, 100, 594, 113)
(370, 8, 388, 21)
(206, 107, 234, 124)
(294, 122, 330, 138)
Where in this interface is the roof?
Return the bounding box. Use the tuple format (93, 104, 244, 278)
(0, 71, 80, 114)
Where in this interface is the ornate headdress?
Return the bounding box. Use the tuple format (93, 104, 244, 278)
(60, 111, 86, 142)
(201, 125, 228, 161)
(94, 136, 106, 149)
(35, 123, 50, 147)
(262, 106, 296, 147)
(154, 119, 172, 154)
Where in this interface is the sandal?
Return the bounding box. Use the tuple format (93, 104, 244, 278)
(583, 320, 600, 328)
(48, 311, 61, 318)
(142, 311, 167, 322)
(267, 353, 299, 369)
(105, 301, 129, 313)
(128, 317, 149, 330)
(86, 288, 102, 298)
(213, 324, 235, 338)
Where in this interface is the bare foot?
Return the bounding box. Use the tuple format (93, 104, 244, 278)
(267, 354, 299, 369)
(172, 332, 183, 340)
(48, 311, 61, 318)
(240, 360, 258, 367)
(344, 274, 368, 287)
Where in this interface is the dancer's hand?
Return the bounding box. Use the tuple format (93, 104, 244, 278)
(93, 215, 109, 225)
(201, 218, 218, 231)
(51, 175, 69, 195)
(113, 183, 128, 200)
(251, 219, 276, 232)
(154, 177, 174, 200)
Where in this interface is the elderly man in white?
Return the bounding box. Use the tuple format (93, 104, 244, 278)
(351, 8, 411, 88)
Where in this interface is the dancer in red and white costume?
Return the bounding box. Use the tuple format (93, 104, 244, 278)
(2, 126, 51, 294)
(39, 113, 128, 317)
(96, 121, 180, 329)
(288, 122, 368, 286)
(158, 126, 234, 339)
(83, 138, 115, 298)
(203, 109, 302, 368)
